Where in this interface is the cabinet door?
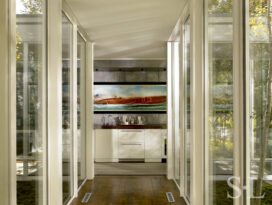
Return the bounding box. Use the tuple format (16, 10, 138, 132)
(145, 129, 163, 162)
(118, 144, 145, 159)
(95, 129, 118, 162)
(118, 130, 144, 159)
(118, 130, 144, 143)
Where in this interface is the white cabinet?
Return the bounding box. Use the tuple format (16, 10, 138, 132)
(118, 130, 144, 159)
(94, 129, 166, 162)
(145, 129, 163, 162)
(118, 130, 144, 143)
(95, 129, 118, 162)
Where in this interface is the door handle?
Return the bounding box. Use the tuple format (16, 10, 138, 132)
(121, 143, 142, 145)
(120, 130, 143, 132)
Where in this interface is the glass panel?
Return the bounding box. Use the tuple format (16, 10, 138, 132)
(77, 33, 86, 188)
(248, 0, 272, 204)
(62, 14, 73, 203)
(16, 0, 46, 204)
(174, 42, 181, 186)
(206, 0, 233, 204)
(184, 17, 191, 201)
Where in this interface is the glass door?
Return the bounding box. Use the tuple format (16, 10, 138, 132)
(248, 0, 272, 204)
(62, 13, 74, 204)
(174, 42, 181, 186)
(77, 33, 86, 188)
(184, 17, 191, 201)
(16, 0, 47, 204)
(205, 0, 234, 204)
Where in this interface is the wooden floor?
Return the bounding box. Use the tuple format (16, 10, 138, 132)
(95, 163, 166, 176)
(71, 176, 186, 205)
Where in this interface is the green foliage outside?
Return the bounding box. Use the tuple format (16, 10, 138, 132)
(16, 1, 44, 203)
(215, 181, 272, 205)
(20, 0, 43, 14)
(208, 0, 272, 204)
(16, 0, 43, 60)
(208, 0, 232, 14)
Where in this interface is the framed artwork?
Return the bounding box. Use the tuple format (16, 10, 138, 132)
(94, 85, 167, 111)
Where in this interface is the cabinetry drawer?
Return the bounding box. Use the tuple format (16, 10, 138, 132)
(118, 130, 144, 143)
(118, 144, 144, 158)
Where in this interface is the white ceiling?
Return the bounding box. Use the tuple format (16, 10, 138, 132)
(66, 0, 184, 59)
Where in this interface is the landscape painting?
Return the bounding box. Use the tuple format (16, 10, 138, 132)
(94, 85, 167, 111)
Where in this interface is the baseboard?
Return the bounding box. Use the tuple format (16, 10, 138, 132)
(145, 159, 162, 162)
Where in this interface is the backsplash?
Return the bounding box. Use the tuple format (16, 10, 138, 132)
(94, 114, 167, 126)
(94, 60, 167, 83)
(94, 70, 166, 82)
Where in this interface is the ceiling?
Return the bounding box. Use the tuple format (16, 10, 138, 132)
(66, 0, 184, 59)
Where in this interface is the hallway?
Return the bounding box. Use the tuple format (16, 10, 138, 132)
(70, 176, 186, 205)
(2, 0, 272, 205)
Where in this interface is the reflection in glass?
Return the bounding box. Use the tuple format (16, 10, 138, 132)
(184, 17, 191, 201)
(62, 13, 73, 203)
(249, 0, 272, 204)
(16, 0, 46, 204)
(174, 42, 180, 187)
(206, 0, 233, 204)
(77, 33, 86, 187)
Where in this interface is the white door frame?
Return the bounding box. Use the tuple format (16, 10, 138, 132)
(0, 0, 16, 204)
(190, 0, 205, 204)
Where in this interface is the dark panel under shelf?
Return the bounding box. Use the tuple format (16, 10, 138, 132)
(94, 82, 166, 85)
(94, 111, 167, 114)
(94, 124, 167, 129)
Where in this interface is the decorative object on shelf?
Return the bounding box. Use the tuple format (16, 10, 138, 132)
(101, 116, 105, 125)
(137, 116, 144, 125)
(130, 117, 135, 125)
(94, 84, 167, 111)
(120, 115, 129, 125)
(108, 115, 113, 126)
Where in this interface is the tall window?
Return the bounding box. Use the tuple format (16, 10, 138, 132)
(77, 33, 86, 188)
(62, 13, 73, 203)
(16, 0, 46, 204)
(248, 0, 272, 204)
(205, 0, 233, 204)
(184, 17, 191, 201)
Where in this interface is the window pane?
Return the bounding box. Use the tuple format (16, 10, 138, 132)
(77, 34, 86, 188)
(184, 17, 191, 201)
(62, 14, 73, 203)
(249, 0, 272, 204)
(206, 0, 233, 204)
(16, 0, 46, 204)
(174, 42, 180, 186)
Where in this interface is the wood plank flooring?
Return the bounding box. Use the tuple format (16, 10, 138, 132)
(71, 176, 186, 205)
(95, 163, 166, 176)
